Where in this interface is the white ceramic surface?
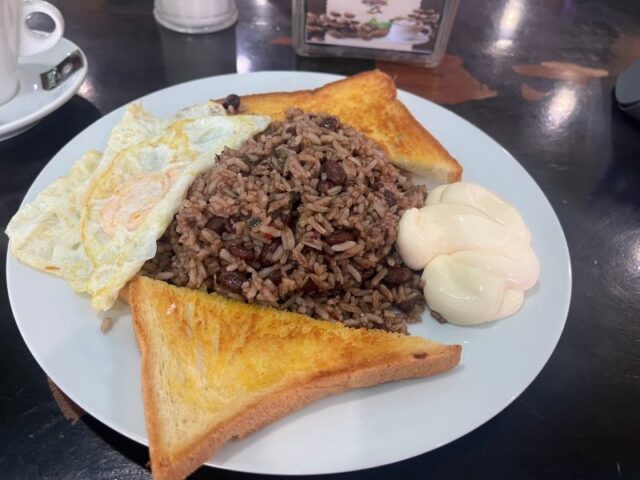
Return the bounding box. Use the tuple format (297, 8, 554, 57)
(0, 0, 65, 105)
(0, 37, 87, 141)
(6, 71, 571, 475)
(154, 0, 238, 34)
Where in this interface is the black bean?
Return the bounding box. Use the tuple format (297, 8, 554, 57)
(274, 209, 296, 228)
(289, 212, 300, 228)
(224, 218, 234, 233)
(217, 270, 246, 293)
(228, 245, 255, 262)
(300, 278, 318, 294)
(259, 241, 280, 266)
(319, 116, 340, 131)
(206, 216, 227, 235)
(360, 268, 375, 280)
(384, 189, 397, 207)
(289, 190, 301, 209)
(325, 229, 356, 245)
(383, 266, 414, 285)
(397, 296, 421, 313)
(222, 94, 240, 112)
(322, 160, 347, 185)
(317, 180, 334, 195)
(266, 269, 283, 285)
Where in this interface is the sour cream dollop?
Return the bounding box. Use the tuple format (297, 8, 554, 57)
(396, 182, 539, 326)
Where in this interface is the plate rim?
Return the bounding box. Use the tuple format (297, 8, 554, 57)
(6, 70, 572, 475)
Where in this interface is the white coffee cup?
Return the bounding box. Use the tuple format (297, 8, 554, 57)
(389, 18, 423, 41)
(0, 0, 64, 106)
(154, 0, 237, 34)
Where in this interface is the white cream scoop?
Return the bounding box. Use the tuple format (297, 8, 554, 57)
(396, 182, 539, 326)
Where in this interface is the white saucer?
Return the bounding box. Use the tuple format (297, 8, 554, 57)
(0, 37, 88, 141)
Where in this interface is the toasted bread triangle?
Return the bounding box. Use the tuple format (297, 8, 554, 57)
(235, 70, 462, 184)
(131, 276, 461, 480)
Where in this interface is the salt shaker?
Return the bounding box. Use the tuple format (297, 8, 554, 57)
(154, 0, 238, 34)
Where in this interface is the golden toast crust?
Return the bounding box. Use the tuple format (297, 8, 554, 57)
(131, 276, 461, 480)
(236, 70, 462, 183)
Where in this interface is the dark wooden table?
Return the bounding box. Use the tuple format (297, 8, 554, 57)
(2, 1, 640, 478)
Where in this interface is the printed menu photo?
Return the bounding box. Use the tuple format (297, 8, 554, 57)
(305, 0, 445, 53)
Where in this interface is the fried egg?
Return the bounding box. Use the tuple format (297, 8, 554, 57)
(6, 150, 101, 292)
(6, 101, 270, 311)
(83, 109, 269, 310)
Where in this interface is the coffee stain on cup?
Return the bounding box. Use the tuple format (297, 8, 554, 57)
(513, 62, 608, 85)
(48, 378, 85, 424)
(376, 55, 497, 105)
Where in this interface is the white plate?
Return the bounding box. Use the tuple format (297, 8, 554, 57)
(0, 37, 88, 141)
(6, 71, 571, 475)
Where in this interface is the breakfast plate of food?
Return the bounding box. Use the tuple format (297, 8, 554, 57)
(5, 71, 571, 478)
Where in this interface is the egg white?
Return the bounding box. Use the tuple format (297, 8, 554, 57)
(6, 100, 270, 311)
(82, 111, 270, 310)
(6, 150, 101, 293)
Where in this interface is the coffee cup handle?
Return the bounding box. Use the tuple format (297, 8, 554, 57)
(18, 0, 65, 56)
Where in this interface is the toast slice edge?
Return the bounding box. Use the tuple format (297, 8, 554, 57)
(131, 276, 461, 480)
(234, 70, 463, 184)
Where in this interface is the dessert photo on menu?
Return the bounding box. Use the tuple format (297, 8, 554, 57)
(305, 0, 445, 52)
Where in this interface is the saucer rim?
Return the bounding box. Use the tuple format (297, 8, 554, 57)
(0, 37, 88, 139)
